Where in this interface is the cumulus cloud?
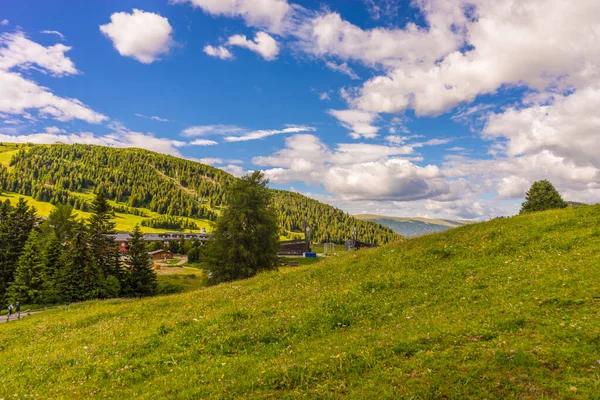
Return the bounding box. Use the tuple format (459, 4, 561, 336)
(328, 109, 379, 139)
(0, 36, 107, 124)
(134, 113, 170, 122)
(172, 0, 292, 33)
(203, 44, 233, 60)
(0, 32, 77, 76)
(228, 32, 279, 61)
(100, 9, 174, 64)
(0, 20, 8, 26)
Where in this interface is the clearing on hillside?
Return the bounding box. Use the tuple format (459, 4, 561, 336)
(1, 205, 599, 398)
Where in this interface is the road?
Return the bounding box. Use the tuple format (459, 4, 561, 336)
(0, 312, 37, 324)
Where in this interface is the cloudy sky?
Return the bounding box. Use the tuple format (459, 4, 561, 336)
(1, 0, 599, 219)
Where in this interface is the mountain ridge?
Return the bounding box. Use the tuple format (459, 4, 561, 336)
(354, 214, 471, 237)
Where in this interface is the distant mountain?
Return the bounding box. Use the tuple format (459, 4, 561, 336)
(354, 214, 470, 238)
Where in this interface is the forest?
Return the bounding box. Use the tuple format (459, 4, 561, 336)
(0, 143, 399, 244)
(0, 194, 157, 307)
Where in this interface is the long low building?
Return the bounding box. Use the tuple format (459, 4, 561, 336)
(113, 232, 211, 249)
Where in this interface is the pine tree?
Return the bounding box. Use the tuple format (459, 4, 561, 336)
(0, 198, 37, 304)
(88, 191, 118, 278)
(7, 230, 45, 304)
(47, 203, 76, 243)
(41, 233, 65, 304)
(520, 180, 568, 214)
(125, 225, 157, 297)
(204, 171, 280, 284)
(60, 223, 104, 302)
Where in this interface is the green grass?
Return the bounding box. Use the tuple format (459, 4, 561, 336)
(157, 269, 207, 295)
(1, 205, 600, 398)
(0, 192, 213, 233)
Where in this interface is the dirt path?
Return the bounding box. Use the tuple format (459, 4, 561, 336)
(154, 256, 188, 267)
(0, 312, 38, 324)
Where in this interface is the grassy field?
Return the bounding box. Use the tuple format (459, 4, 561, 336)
(0, 192, 213, 233)
(1, 205, 600, 398)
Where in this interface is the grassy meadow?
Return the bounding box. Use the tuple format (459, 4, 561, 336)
(1, 205, 600, 398)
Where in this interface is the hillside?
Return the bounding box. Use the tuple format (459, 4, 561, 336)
(0, 143, 398, 244)
(1, 205, 599, 398)
(355, 214, 470, 237)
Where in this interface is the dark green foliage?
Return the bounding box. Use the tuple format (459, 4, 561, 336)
(46, 204, 77, 242)
(520, 180, 568, 214)
(124, 226, 157, 297)
(0, 144, 398, 244)
(59, 222, 104, 302)
(141, 215, 199, 230)
(0, 198, 38, 304)
(7, 230, 45, 304)
(204, 172, 280, 284)
(40, 233, 64, 304)
(88, 191, 119, 278)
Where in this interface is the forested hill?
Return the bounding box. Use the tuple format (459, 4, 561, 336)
(0, 143, 398, 244)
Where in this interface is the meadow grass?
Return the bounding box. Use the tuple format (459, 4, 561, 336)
(0, 192, 213, 233)
(1, 205, 600, 398)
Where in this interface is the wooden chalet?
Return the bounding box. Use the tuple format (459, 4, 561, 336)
(149, 249, 174, 261)
(278, 239, 310, 256)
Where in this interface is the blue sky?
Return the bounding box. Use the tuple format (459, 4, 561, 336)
(1, 0, 599, 219)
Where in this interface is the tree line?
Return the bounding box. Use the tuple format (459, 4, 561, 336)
(0, 144, 399, 244)
(141, 215, 200, 231)
(0, 192, 157, 307)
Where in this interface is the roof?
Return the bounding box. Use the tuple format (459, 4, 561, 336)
(111, 232, 211, 242)
(148, 249, 173, 255)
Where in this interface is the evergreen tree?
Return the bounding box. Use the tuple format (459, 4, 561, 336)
(88, 191, 118, 278)
(41, 233, 65, 304)
(125, 225, 157, 297)
(204, 171, 279, 284)
(60, 222, 104, 302)
(7, 230, 44, 304)
(0, 198, 37, 304)
(47, 204, 77, 243)
(520, 180, 568, 214)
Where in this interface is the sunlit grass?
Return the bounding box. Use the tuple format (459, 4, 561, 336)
(1, 205, 600, 398)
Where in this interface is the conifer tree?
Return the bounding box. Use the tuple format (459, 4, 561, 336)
(60, 222, 104, 301)
(88, 191, 118, 278)
(520, 180, 568, 214)
(7, 230, 44, 304)
(41, 233, 65, 304)
(0, 198, 37, 304)
(47, 204, 76, 243)
(125, 225, 157, 297)
(204, 171, 280, 284)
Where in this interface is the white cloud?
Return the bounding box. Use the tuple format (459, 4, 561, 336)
(182, 124, 245, 137)
(224, 125, 315, 142)
(325, 61, 359, 80)
(319, 92, 330, 101)
(328, 109, 379, 139)
(100, 9, 174, 64)
(0, 32, 77, 76)
(0, 126, 186, 157)
(134, 113, 170, 122)
(0, 20, 8, 26)
(172, 0, 292, 34)
(254, 133, 455, 202)
(189, 139, 218, 146)
(228, 32, 279, 61)
(203, 44, 233, 60)
(40, 30, 65, 40)
(0, 70, 107, 123)
(222, 164, 246, 177)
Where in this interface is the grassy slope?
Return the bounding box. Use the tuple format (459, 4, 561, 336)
(0, 192, 212, 233)
(1, 206, 600, 398)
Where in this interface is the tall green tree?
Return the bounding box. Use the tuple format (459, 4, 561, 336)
(0, 198, 37, 304)
(125, 225, 157, 297)
(47, 204, 77, 243)
(88, 191, 118, 278)
(204, 171, 280, 284)
(60, 222, 104, 302)
(7, 230, 45, 304)
(520, 180, 568, 214)
(41, 233, 65, 304)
